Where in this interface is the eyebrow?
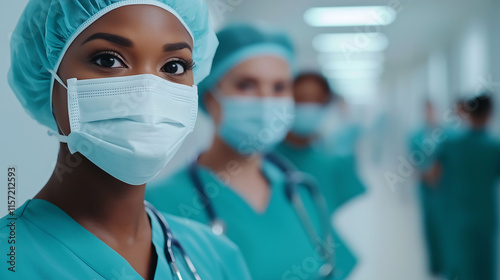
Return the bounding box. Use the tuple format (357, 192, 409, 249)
(81, 33, 133, 47)
(82, 33, 192, 53)
(164, 42, 192, 53)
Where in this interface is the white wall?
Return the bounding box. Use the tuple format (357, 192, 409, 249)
(0, 0, 58, 217)
(485, 0, 500, 136)
(456, 16, 489, 97)
(427, 48, 449, 114)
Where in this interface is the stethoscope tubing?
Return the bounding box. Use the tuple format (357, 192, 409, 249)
(144, 201, 202, 280)
(188, 153, 335, 278)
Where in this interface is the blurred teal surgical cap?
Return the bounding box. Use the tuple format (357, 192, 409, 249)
(198, 23, 295, 112)
(8, 0, 218, 132)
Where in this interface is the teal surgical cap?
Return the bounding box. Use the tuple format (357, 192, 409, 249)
(8, 0, 218, 132)
(198, 23, 295, 112)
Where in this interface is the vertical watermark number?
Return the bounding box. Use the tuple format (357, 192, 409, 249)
(6, 166, 17, 272)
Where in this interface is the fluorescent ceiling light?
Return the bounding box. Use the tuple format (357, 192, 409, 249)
(304, 6, 396, 27)
(313, 33, 389, 53)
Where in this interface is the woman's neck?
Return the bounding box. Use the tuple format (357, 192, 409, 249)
(35, 143, 149, 239)
(36, 144, 156, 279)
(198, 136, 271, 212)
(198, 136, 262, 173)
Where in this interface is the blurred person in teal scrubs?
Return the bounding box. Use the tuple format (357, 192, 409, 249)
(408, 100, 447, 276)
(146, 23, 355, 279)
(275, 72, 366, 214)
(273, 72, 365, 279)
(0, 1, 252, 279)
(425, 94, 500, 280)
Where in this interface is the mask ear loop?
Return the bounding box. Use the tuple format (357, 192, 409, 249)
(47, 69, 69, 143)
(47, 130, 68, 143)
(48, 69, 68, 90)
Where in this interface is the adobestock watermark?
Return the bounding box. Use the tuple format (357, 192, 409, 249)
(281, 235, 336, 280)
(52, 87, 148, 182)
(383, 101, 475, 191)
(339, 0, 412, 62)
(384, 124, 451, 192)
(176, 159, 241, 219)
(207, 0, 244, 26)
(110, 266, 135, 280)
(177, 101, 295, 219)
(236, 101, 295, 156)
(384, 74, 500, 191)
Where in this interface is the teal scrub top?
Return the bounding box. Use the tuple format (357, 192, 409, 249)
(274, 141, 366, 214)
(0, 199, 251, 280)
(437, 129, 500, 221)
(146, 159, 356, 280)
(436, 128, 500, 280)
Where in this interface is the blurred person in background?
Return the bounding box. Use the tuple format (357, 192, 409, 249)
(408, 100, 447, 277)
(147, 23, 354, 279)
(276, 72, 366, 213)
(425, 93, 500, 280)
(274, 72, 366, 279)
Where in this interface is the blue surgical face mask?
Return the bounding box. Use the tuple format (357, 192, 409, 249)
(292, 103, 330, 136)
(49, 72, 198, 185)
(213, 89, 295, 155)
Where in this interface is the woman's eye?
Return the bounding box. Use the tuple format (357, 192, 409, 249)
(92, 53, 125, 68)
(236, 82, 254, 91)
(274, 83, 285, 93)
(274, 82, 291, 96)
(162, 61, 186, 75)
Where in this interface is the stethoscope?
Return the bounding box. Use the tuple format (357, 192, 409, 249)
(187, 153, 335, 278)
(144, 201, 202, 280)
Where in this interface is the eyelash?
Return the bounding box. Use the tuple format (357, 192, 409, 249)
(90, 49, 122, 61)
(89, 49, 195, 75)
(165, 58, 195, 75)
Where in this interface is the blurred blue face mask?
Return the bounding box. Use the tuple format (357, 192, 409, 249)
(292, 103, 330, 136)
(50, 72, 198, 185)
(213, 89, 295, 155)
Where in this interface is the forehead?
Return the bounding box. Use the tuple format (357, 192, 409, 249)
(294, 78, 328, 93)
(293, 78, 331, 102)
(72, 5, 193, 47)
(226, 55, 291, 80)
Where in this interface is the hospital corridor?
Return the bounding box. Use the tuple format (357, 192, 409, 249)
(1, 0, 499, 279)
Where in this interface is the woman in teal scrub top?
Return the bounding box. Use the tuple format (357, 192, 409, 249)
(0, 1, 251, 279)
(146, 23, 355, 280)
(273, 72, 364, 279)
(408, 101, 447, 276)
(275, 73, 366, 214)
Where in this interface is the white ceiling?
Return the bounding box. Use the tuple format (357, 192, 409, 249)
(208, 0, 491, 73)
